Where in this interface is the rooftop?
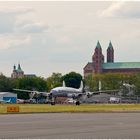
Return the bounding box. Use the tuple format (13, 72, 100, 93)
(103, 62, 140, 69)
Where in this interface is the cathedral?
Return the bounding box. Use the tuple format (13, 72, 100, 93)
(11, 63, 24, 78)
(11, 63, 36, 78)
(84, 41, 140, 78)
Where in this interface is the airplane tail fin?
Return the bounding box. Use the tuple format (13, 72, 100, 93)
(99, 80, 102, 91)
(63, 81, 66, 87)
(79, 81, 84, 92)
(7, 98, 11, 103)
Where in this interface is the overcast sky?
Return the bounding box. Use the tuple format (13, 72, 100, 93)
(0, 1, 140, 78)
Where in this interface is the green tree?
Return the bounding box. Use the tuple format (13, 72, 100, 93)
(62, 72, 82, 88)
(85, 74, 98, 91)
(101, 73, 123, 90)
(46, 73, 62, 91)
(14, 77, 48, 99)
(85, 73, 131, 92)
(131, 73, 140, 96)
(0, 74, 13, 92)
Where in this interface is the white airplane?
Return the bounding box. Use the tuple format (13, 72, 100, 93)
(13, 81, 84, 105)
(122, 83, 135, 95)
(123, 83, 135, 88)
(13, 80, 120, 105)
(49, 81, 84, 105)
(0, 98, 11, 104)
(50, 80, 121, 105)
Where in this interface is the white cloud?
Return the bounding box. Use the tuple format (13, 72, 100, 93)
(52, 34, 71, 44)
(0, 5, 48, 34)
(0, 4, 48, 51)
(15, 22, 48, 33)
(0, 6, 34, 34)
(99, 2, 140, 19)
(0, 6, 33, 15)
(0, 34, 31, 49)
(99, 2, 125, 18)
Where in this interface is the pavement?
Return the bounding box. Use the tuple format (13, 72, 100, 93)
(0, 113, 140, 139)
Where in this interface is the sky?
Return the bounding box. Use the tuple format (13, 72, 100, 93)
(0, 1, 140, 78)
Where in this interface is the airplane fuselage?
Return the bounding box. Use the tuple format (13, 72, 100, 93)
(50, 87, 82, 98)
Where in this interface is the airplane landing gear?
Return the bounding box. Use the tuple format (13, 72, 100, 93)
(76, 101, 80, 105)
(50, 97, 56, 105)
(51, 102, 55, 105)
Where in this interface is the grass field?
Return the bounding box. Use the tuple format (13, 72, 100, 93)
(1, 104, 140, 114)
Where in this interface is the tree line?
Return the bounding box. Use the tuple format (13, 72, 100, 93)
(85, 73, 140, 96)
(0, 72, 82, 99)
(1, 72, 140, 99)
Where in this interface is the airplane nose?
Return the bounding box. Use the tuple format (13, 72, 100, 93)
(50, 90, 58, 98)
(50, 90, 57, 94)
(49, 93, 53, 99)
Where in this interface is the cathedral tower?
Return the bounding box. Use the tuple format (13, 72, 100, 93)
(107, 41, 114, 63)
(92, 41, 104, 73)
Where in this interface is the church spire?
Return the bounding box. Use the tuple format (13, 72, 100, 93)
(18, 63, 21, 70)
(17, 63, 23, 72)
(96, 40, 101, 48)
(13, 64, 16, 70)
(108, 41, 113, 48)
(107, 41, 114, 63)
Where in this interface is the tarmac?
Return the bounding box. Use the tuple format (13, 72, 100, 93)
(0, 113, 140, 139)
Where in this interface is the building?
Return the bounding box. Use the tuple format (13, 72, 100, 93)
(24, 74, 36, 78)
(11, 63, 24, 78)
(84, 41, 140, 78)
(0, 92, 17, 103)
(11, 63, 36, 78)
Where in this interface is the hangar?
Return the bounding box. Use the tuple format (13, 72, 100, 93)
(0, 92, 17, 103)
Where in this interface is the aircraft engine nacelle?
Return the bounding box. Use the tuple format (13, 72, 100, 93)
(86, 92, 93, 98)
(67, 93, 75, 98)
(67, 93, 79, 99)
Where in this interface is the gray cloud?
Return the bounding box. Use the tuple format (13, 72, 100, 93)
(0, 6, 48, 34)
(0, 5, 48, 50)
(0, 7, 33, 34)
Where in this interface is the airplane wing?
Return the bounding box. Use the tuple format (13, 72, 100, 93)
(94, 89, 119, 94)
(37, 91, 50, 97)
(86, 89, 120, 97)
(13, 89, 50, 97)
(13, 89, 37, 93)
(85, 80, 120, 97)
